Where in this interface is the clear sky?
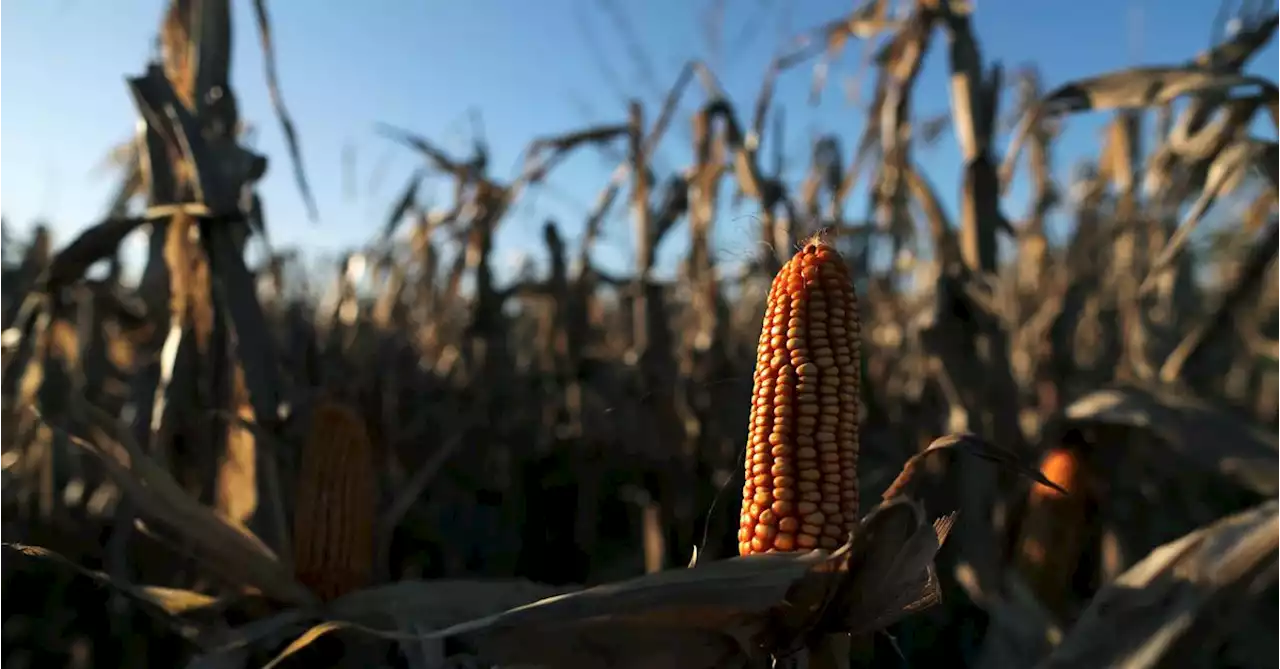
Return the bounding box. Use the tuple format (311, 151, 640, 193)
(3, 0, 1276, 281)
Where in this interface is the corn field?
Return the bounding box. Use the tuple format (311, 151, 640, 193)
(2, 0, 1277, 667)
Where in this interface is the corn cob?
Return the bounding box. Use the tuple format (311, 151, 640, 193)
(293, 400, 377, 601)
(740, 237, 861, 556)
(1015, 446, 1089, 616)
(1030, 447, 1078, 500)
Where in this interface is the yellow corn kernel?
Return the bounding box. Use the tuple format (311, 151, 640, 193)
(740, 237, 861, 556)
(292, 400, 377, 601)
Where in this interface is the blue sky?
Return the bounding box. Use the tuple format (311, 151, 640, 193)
(3, 0, 1276, 282)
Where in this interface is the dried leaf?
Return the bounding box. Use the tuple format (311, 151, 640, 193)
(380, 167, 426, 242)
(42, 217, 150, 293)
(1143, 139, 1278, 286)
(1159, 221, 1279, 382)
(3, 542, 223, 617)
(1056, 384, 1278, 496)
(1002, 67, 1276, 186)
(250, 0, 319, 223)
(1036, 500, 1279, 669)
(262, 621, 346, 669)
(835, 500, 955, 636)
(31, 401, 313, 605)
(396, 550, 836, 667)
(190, 609, 313, 668)
(880, 433, 1066, 501)
(328, 578, 571, 627)
(200, 223, 283, 420)
(1040, 67, 1275, 117)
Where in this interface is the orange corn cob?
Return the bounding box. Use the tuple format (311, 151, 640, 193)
(1015, 445, 1090, 616)
(1031, 447, 1079, 500)
(740, 237, 861, 555)
(292, 400, 377, 601)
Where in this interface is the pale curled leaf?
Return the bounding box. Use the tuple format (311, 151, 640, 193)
(1162, 95, 1269, 162)
(880, 432, 1066, 501)
(187, 609, 313, 669)
(262, 621, 346, 669)
(137, 586, 227, 617)
(250, 0, 319, 223)
(37, 401, 313, 605)
(430, 549, 836, 638)
(1142, 138, 1278, 288)
(41, 216, 150, 292)
(1057, 384, 1278, 496)
(1001, 66, 1276, 187)
(1036, 500, 1279, 669)
(3, 542, 223, 617)
(1041, 67, 1275, 117)
(238, 556, 830, 668)
(359, 551, 841, 667)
